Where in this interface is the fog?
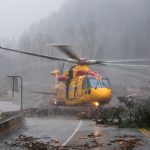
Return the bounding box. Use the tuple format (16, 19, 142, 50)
(0, 0, 150, 108)
(0, 0, 66, 39)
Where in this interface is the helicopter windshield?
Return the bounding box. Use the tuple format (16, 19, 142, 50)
(89, 78, 111, 88)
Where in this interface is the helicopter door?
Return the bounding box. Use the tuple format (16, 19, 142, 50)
(82, 77, 90, 96)
(68, 80, 77, 100)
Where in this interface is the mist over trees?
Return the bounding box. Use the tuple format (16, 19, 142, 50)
(16, 0, 150, 60)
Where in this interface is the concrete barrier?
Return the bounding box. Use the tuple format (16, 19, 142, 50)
(0, 113, 24, 139)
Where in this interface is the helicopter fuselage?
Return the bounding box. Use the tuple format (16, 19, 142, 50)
(54, 65, 112, 107)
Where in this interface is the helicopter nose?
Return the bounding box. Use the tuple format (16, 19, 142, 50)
(90, 88, 112, 103)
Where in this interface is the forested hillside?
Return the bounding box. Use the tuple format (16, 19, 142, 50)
(17, 0, 150, 60)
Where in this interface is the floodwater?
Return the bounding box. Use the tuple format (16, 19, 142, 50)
(0, 117, 150, 149)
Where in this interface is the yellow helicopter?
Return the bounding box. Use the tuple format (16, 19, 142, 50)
(0, 45, 150, 107)
(51, 64, 112, 107)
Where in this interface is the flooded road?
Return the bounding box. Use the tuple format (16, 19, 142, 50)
(0, 117, 149, 149)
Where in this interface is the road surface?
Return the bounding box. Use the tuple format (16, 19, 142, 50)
(0, 100, 19, 113)
(0, 117, 149, 149)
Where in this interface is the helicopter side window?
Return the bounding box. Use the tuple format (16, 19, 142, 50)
(82, 78, 86, 89)
(82, 77, 90, 89)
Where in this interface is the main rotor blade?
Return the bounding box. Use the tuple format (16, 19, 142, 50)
(0, 46, 66, 61)
(100, 59, 150, 63)
(94, 59, 150, 66)
(99, 63, 150, 67)
(49, 44, 81, 61)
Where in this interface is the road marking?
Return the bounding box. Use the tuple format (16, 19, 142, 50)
(139, 128, 150, 138)
(62, 120, 82, 146)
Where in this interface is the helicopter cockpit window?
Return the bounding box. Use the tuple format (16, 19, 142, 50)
(89, 78, 111, 88)
(100, 79, 111, 88)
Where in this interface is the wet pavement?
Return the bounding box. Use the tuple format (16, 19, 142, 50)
(0, 117, 149, 150)
(0, 101, 19, 112)
(66, 120, 150, 150)
(0, 117, 80, 149)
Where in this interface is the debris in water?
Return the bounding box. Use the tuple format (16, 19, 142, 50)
(7, 135, 61, 150)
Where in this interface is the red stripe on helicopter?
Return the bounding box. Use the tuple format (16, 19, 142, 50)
(76, 70, 101, 79)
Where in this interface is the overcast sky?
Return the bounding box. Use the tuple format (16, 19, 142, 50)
(0, 0, 66, 39)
